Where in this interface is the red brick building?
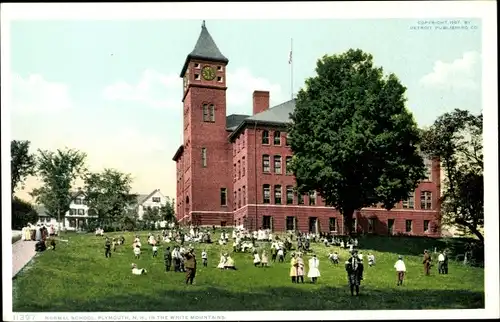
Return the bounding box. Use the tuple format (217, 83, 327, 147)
(173, 22, 441, 237)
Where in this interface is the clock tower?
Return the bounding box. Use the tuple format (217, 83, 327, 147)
(177, 21, 233, 227)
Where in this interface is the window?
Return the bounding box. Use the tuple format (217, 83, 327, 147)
(420, 191, 432, 209)
(82, 199, 87, 205)
(262, 216, 272, 230)
(217, 76, 223, 82)
(286, 156, 293, 175)
(77, 209, 84, 216)
(329, 217, 337, 232)
(209, 104, 215, 122)
(242, 186, 246, 205)
(286, 216, 296, 231)
(69, 219, 76, 228)
(263, 184, 271, 204)
(194, 63, 200, 69)
(201, 148, 207, 167)
(368, 218, 375, 233)
(424, 158, 433, 181)
(233, 191, 237, 210)
(402, 192, 415, 209)
(274, 131, 281, 145)
(238, 160, 241, 179)
(424, 220, 430, 232)
(238, 189, 241, 208)
(388, 219, 395, 234)
(274, 185, 282, 204)
(203, 104, 208, 121)
(233, 163, 237, 181)
(285, 133, 290, 146)
(298, 193, 304, 205)
(286, 186, 294, 204)
(262, 130, 269, 144)
(405, 220, 413, 233)
(74, 198, 82, 205)
(195, 74, 200, 80)
(309, 191, 316, 205)
(220, 188, 227, 206)
(242, 157, 246, 176)
(217, 66, 223, 71)
(152, 197, 161, 203)
(262, 155, 270, 173)
(274, 155, 282, 174)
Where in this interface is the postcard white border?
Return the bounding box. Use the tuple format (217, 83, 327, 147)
(1, 1, 498, 321)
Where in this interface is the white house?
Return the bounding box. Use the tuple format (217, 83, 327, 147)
(134, 189, 168, 220)
(36, 188, 97, 231)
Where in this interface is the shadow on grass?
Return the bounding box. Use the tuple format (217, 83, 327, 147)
(20, 285, 484, 312)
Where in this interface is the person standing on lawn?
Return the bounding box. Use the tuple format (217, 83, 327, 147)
(307, 254, 321, 284)
(184, 247, 197, 285)
(345, 250, 364, 296)
(164, 246, 172, 272)
(296, 253, 305, 283)
(423, 250, 432, 276)
(105, 237, 112, 258)
(394, 255, 406, 286)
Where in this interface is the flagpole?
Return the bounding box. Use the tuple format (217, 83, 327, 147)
(290, 38, 294, 100)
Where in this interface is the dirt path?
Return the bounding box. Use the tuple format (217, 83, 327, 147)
(12, 239, 37, 278)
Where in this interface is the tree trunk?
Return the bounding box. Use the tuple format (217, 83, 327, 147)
(343, 209, 355, 236)
(456, 219, 484, 244)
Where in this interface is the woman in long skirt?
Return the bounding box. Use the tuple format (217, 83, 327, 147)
(296, 253, 305, 283)
(289, 253, 298, 283)
(253, 251, 261, 267)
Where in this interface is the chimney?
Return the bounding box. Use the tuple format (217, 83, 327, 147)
(252, 90, 270, 115)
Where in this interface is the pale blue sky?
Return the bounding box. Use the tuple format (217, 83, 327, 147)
(9, 18, 482, 201)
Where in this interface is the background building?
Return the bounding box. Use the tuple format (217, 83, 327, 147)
(173, 22, 441, 236)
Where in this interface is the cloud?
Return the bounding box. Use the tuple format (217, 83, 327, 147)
(226, 68, 286, 113)
(102, 67, 286, 114)
(103, 69, 181, 109)
(11, 73, 73, 114)
(419, 51, 481, 90)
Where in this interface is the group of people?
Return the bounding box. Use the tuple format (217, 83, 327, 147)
(22, 223, 57, 242)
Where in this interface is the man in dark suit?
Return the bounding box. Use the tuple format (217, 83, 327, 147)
(164, 247, 172, 272)
(184, 247, 197, 285)
(345, 250, 364, 296)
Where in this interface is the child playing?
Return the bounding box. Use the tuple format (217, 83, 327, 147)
(131, 263, 147, 275)
(261, 250, 269, 267)
(105, 237, 112, 258)
(253, 250, 261, 267)
(201, 249, 208, 267)
(277, 248, 285, 263)
(368, 253, 376, 267)
(134, 244, 141, 259)
(394, 255, 406, 286)
(152, 244, 158, 258)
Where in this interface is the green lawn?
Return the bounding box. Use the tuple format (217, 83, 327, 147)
(12, 231, 484, 311)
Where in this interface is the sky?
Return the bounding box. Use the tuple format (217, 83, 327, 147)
(5, 12, 484, 204)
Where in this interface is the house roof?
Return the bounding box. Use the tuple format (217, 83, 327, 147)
(226, 114, 250, 131)
(228, 99, 296, 141)
(180, 21, 229, 77)
(173, 145, 184, 161)
(135, 189, 162, 205)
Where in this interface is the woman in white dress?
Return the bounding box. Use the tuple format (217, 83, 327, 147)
(131, 263, 147, 275)
(253, 251, 261, 267)
(217, 253, 226, 269)
(307, 254, 321, 283)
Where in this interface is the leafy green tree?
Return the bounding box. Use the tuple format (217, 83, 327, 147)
(12, 197, 38, 229)
(11, 140, 37, 194)
(288, 49, 426, 235)
(31, 148, 87, 227)
(421, 109, 483, 242)
(83, 168, 135, 230)
(160, 197, 176, 222)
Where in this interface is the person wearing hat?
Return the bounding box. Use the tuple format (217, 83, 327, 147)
(183, 247, 197, 285)
(307, 254, 321, 283)
(422, 249, 432, 276)
(164, 246, 172, 272)
(296, 253, 305, 283)
(345, 250, 364, 296)
(289, 253, 298, 283)
(394, 255, 406, 286)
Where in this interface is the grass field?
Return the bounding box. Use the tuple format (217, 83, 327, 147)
(12, 230, 484, 311)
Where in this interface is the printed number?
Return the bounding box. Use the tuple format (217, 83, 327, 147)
(13, 315, 35, 321)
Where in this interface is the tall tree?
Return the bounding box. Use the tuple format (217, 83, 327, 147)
(288, 49, 425, 235)
(143, 206, 161, 229)
(31, 148, 87, 227)
(421, 109, 483, 242)
(11, 140, 37, 194)
(160, 197, 176, 222)
(12, 197, 38, 229)
(83, 168, 135, 229)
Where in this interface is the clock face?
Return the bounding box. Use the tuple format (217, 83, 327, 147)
(202, 66, 216, 81)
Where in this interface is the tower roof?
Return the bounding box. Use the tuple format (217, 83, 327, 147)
(180, 21, 229, 77)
